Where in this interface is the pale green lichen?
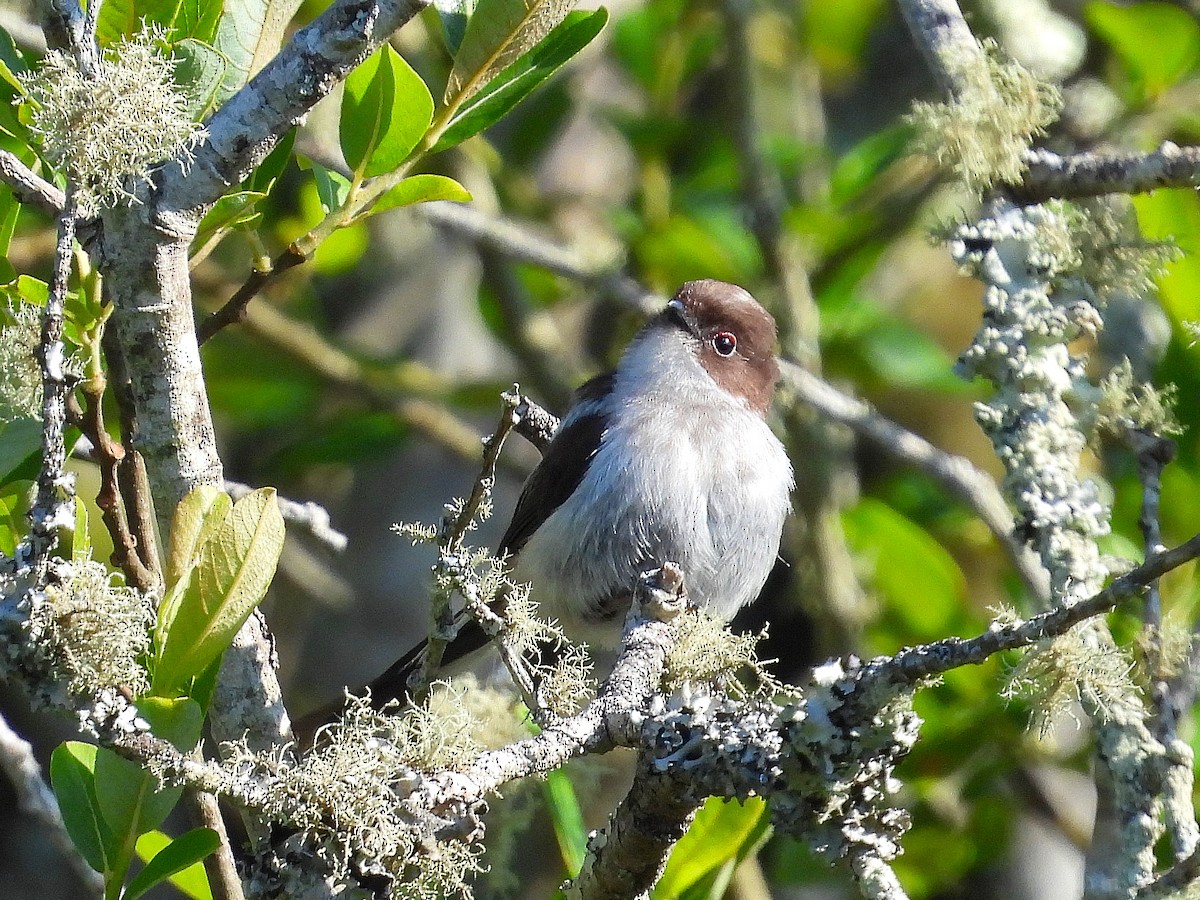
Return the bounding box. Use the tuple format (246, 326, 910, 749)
(26, 559, 153, 696)
(908, 38, 1062, 191)
(662, 609, 778, 700)
(1003, 623, 1140, 737)
(20, 28, 204, 214)
(0, 300, 44, 423)
(1093, 358, 1181, 440)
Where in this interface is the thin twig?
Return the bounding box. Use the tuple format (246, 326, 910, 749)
(196, 246, 306, 345)
(226, 480, 348, 552)
(417, 391, 524, 698)
(0, 150, 66, 218)
(879, 530, 1200, 686)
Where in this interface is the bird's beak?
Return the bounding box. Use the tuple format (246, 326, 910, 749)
(666, 298, 701, 338)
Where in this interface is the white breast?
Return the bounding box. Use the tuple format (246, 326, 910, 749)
(513, 328, 793, 647)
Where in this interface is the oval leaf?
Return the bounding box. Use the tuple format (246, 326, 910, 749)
(434, 8, 606, 153)
(135, 829, 215, 900)
(369, 174, 472, 215)
(153, 489, 285, 696)
(341, 45, 434, 179)
(126, 827, 220, 900)
(214, 0, 305, 102)
(445, 0, 575, 104)
(1087, 1, 1200, 97)
(50, 742, 112, 874)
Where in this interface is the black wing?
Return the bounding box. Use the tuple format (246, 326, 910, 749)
(498, 372, 614, 555)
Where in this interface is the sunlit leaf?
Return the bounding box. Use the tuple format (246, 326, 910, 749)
(445, 0, 575, 105)
(433, 8, 607, 153)
(126, 827, 219, 900)
(368, 174, 471, 215)
(0, 28, 27, 96)
(655, 797, 769, 899)
(193, 190, 269, 253)
(341, 45, 434, 179)
(435, 0, 479, 54)
(50, 742, 113, 873)
(0, 479, 32, 557)
(1087, 1, 1200, 98)
(164, 484, 231, 588)
(543, 769, 586, 877)
(173, 38, 228, 121)
(214, 0, 305, 103)
(152, 488, 284, 696)
(135, 829, 215, 899)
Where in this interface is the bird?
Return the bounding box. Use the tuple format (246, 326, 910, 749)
(297, 279, 793, 733)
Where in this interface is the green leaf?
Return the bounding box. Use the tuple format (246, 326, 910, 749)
(1087, 1, 1200, 97)
(543, 769, 586, 877)
(445, 0, 576, 105)
(70, 494, 92, 563)
(0, 480, 32, 557)
(0, 419, 41, 484)
(340, 45, 434, 179)
(655, 797, 769, 899)
(843, 498, 966, 640)
(152, 488, 284, 696)
(173, 39, 228, 121)
(435, 0, 479, 54)
(433, 8, 607, 153)
(296, 157, 353, 215)
(126, 827, 219, 900)
(0, 27, 28, 95)
(135, 830, 215, 900)
(164, 484, 231, 588)
(176, 0, 224, 45)
(97, 0, 182, 46)
(368, 174, 472, 215)
(50, 742, 113, 873)
(193, 190, 269, 253)
(214, 0, 305, 103)
(94, 698, 203, 839)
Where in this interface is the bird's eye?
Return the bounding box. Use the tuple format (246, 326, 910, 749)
(712, 332, 737, 357)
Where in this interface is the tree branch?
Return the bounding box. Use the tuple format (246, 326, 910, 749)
(1015, 144, 1200, 204)
(0, 150, 66, 218)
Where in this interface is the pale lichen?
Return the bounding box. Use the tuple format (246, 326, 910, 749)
(908, 39, 1062, 191)
(0, 300, 44, 423)
(20, 28, 205, 214)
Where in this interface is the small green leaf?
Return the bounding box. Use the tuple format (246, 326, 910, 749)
(97, 0, 178, 46)
(445, 0, 576, 105)
(193, 190, 269, 253)
(126, 827, 219, 900)
(0, 189, 18, 281)
(302, 159, 352, 215)
(655, 797, 768, 899)
(164, 485, 231, 589)
(152, 489, 284, 696)
(247, 128, 295, 193)
(50, 742, 113, 873)
(543, 769, 586, 877)
(0, 420, 41, 484)
(173, 39, 228, 121)
(433, 8, 607, 153)
(0, 480, 33, 557)
(175, 0, 224, 45)
(135, 830, 215, 900)
(0, 27, 28, 95)
(94, 698, 203, 838)
(341, 45, 434, 179)
(1087, 1, 1200, 97)
(369, 174, 472, 215)
(70, 495, 91, 563)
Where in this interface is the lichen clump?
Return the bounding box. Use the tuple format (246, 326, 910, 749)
(0, 300, 44, 423)
(20, 29, 204, 214)
(909, 38, 1062, 191)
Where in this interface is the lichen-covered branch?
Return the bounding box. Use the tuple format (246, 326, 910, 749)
(1017, 144, 1200, 203)
(226, 480, 348, 553)
(0, 148, 66, 217)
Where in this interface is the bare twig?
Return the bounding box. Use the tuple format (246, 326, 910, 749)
(197, 246, 306, 345)
(878, 530, 1200, 686)
(417, 391, 524, 697)
(512, 393, 560, 451)
(226, 480, 348, 552)
(0, 710, 104, 895)
(0, 150, 66, 218)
